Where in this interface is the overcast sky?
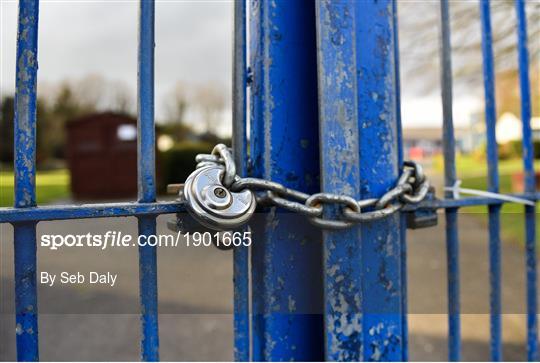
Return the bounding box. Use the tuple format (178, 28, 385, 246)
(1, 0, 479, 134)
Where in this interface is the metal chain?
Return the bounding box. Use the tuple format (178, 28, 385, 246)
(195, 144, 431, 230)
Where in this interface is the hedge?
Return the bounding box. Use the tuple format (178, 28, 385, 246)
(158, 141, 215, 193)
(498, 140, 540, 160)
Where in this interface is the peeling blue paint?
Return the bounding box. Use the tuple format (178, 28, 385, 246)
(250, 0, 323, 360)
(137, 1, 159, 361)
(355, 0, 405, 360)
(315, 0, 363, 360)
(479, 1, 502, 360)
(439, 0, 461, 360)
(13, 0, 40, 360)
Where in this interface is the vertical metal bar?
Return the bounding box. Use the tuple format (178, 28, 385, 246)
(479, 0, 502, 360)
(138, 0, 156, 204)
(232, 0, 250, 360)
(354, 0, 405, 360)
(13, 223, 38, 362)
(515, 0, 538, 360)
(444, 212, 460, 361)
(137, 216, 159, 361)
(315, 1, 362, 360)
(13, 0, 40, 360)
(439, 0, 461, 360)
(392, 1, 409, 359)
(137, 0, 159, 360)
(249, 0, 323, 360)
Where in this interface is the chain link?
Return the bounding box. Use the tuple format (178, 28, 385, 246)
(193, 144, 431, 230)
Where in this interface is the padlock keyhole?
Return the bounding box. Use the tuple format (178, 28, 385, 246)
(202, 184, 233, 210)
(214, 187, 227, 198)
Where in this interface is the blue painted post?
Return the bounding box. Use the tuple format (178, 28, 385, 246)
(515, 0, 538, 360)
(439, 0, 461, 360)
(392, 1, 409, 359)
(249, 0, 324, 360)
(355, 0, 405, 360)
(315, 1, 362, 360)
(13, 0, 40, 360)
(479, 0, 502, 360)
(232, 0, 249, 360)
(137, 0, 159, 360)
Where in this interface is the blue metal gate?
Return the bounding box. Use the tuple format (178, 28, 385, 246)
(1, 0, 538, 361)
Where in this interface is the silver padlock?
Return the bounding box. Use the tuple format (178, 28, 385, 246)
(182, 164, 256, 231)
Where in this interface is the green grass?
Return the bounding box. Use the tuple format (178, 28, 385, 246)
(0, 169, 71, 207)
(434, 154, 539, 245)
(433, 154, 540, 179)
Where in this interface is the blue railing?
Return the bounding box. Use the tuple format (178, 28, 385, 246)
(440, 0, 538, 361)
(2, 0, 538, 361)
(6, 0, 185, 361)
(12, 1, 40, 360)
(515, 0, 538, 360)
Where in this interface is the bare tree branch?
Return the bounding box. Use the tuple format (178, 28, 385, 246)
(398, 0, 539, 96)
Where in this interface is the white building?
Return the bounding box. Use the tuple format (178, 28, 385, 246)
(496, 112, 540, 144)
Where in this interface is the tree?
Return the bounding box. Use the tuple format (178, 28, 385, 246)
(0, 94, 65, 165)
(2, 75, 140, 165)
(496, 69, 539, 117)
(0, 97, 15, 163)
(398, 0, 539, 97)
(164, 81, 190, 125)
(53, 83, 83, 120)
(193, 82, 227, 135)
(109, 80, 133, 115)
(72, 74, 106, 111)
(36, 98, 59, 163)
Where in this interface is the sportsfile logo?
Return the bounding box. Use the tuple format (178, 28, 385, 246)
(39, 230, 253, 250)
(40, 231, 181, 251)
